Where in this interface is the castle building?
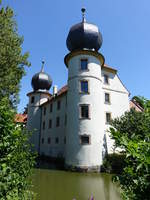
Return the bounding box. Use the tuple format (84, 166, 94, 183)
(27, 9, 130, 171)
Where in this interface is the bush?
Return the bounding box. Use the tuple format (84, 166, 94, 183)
(0, 98, 35, 199)
(102, 153, 126, 174)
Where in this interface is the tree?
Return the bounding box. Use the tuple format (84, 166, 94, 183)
(0, 2, 35, 199)
(110, 100, 150, 200)
(0, 3, 30, 107)
(0, 98, 35, 199)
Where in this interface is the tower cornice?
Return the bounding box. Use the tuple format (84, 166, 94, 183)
(64, 49, 105, 68)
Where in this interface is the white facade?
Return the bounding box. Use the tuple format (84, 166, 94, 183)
(27, 52, 130, 171)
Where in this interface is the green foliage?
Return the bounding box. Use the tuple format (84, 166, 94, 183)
(0, 5, 30, 107)
(132, 96, 150, 112)
(0, 4, 35, 200)
(102, 153, 126, 174)
(110, 100, 150, 200)
(0, 98, 35, 199)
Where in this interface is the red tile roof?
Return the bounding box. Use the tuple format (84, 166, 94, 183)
(57, 85, 68, 96)
(15, 114, 27, 123)
(129, 100, 144, 112)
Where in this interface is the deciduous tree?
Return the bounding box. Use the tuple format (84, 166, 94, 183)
(110, 99, 150, 200)
(0, 2, 35, 199)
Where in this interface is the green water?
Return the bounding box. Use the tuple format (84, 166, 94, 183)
(32, 169, 121, 200)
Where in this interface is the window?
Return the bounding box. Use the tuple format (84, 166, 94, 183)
(57, 100, 61, 110)
(43, 107, 46, 115)
(65, 114, 67, 126)
(41, 138, 44, 144)
(65, 96, 67, 106)
(105, 93, 110, 104)
(80, 80, 88, 93)
(50, 103, 53, 113)
(104, 74, 109, 84)
(55, 137, 59, 144)
(81, 59, 88, 70)
(31, 96, 34, 104)
(56, 117, 60, 127)
(106, 112, 111, 124)
(64, 137, 66, 144)
(48, 137, 51, 144)
(49, 119, 52, 129)
(80, 135, 90, 145)
(43, 121, 45, 130)
(79, 104, 90, 119)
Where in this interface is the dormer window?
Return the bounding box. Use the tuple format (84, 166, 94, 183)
(80, 59, 88, 70)
(104, 74, 109, 84)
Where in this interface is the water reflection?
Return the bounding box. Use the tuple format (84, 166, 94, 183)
(32, 169, 121, 200)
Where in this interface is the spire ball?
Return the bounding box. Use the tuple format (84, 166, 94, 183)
(81, 7, 86, 22)
(81, 7, 86, 13)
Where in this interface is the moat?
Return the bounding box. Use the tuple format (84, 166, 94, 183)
(32, 168, 121, 200)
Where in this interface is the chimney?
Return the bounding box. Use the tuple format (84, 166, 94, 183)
(53, 85, 58, 97)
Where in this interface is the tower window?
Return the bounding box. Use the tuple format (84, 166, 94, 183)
(31, 96, 35, 104)
(50, 103, 53, 113)
(57, 100, 61, 110)
(106, 112, 111, 124)
(56, 117, 60, 127)
(80, 80, 89, 93)
(48, 137, 51, 144)
(79, 104, 90, 119)
(105, 93, 110, 104)
(104, 74, 109, 84)
(43, 107, 46, 115)
(43, 121, 45, 130)
(55, 137, 59, 144)
(80, 59, 88, 70)
(80, 135, 90, 145)
(49, 119, 52, 129)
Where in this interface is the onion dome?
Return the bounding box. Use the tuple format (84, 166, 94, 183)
(66, 8, 103, 52)
(31, 61, 52, 91)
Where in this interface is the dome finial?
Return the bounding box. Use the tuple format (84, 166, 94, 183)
(41, 60, 45, 72)
(81, 7, 86, 22)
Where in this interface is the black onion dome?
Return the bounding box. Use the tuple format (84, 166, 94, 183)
(31, 63, 52, 91)
(66, 10, 103, 52)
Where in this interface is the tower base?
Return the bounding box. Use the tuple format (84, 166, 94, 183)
(65, 164, 101, 173)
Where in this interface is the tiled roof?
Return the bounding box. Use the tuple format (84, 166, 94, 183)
(15, 114, 27, 123)
(41, 85, 68, 106)
(57, 85, 68, 96)
(102, 64, 117, 73)
(129, 100, 144, 112)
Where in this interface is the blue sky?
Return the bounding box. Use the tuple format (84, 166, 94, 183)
(2, 0, 150, 113)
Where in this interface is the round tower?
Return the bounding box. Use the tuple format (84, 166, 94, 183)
(64, 9, 105, 171)
(27, 61, 52, 153)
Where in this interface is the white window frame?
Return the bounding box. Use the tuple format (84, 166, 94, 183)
(79, 104, 91, 119)
(79, 79, 90, 94)
(79, 58, 89, 71)
(80, 134, 91, 145)
(104, 92, 111, 104)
